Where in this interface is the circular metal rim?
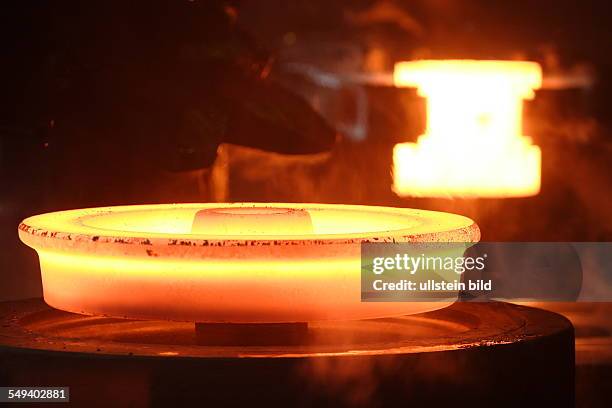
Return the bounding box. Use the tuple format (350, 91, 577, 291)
(18, 203, 480, 250)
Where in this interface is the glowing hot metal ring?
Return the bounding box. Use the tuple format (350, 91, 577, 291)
(18, 203, 479, 323)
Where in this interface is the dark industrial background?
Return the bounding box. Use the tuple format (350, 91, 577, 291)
(0, 2, 611, 407)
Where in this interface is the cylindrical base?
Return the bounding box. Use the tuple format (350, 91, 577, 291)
(195, 322, 308, 346)
(0, 300, 574, 407)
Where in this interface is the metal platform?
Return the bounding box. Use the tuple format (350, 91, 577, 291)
(0, 299, 574, 407)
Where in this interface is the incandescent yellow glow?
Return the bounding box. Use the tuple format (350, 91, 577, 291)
(19, 203, 479, 323)
(191, 207, 314, 235)
(393, 60, 542, 198)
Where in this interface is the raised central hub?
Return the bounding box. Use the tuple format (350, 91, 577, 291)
(191, 207, 313, 235)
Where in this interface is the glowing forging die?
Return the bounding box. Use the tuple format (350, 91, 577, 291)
(393, 60, 543, 198)
(18, 203, 479, 323)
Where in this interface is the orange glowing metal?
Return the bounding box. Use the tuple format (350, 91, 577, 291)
(18, 203, 479, 323)
(393, 60, 542, 198)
